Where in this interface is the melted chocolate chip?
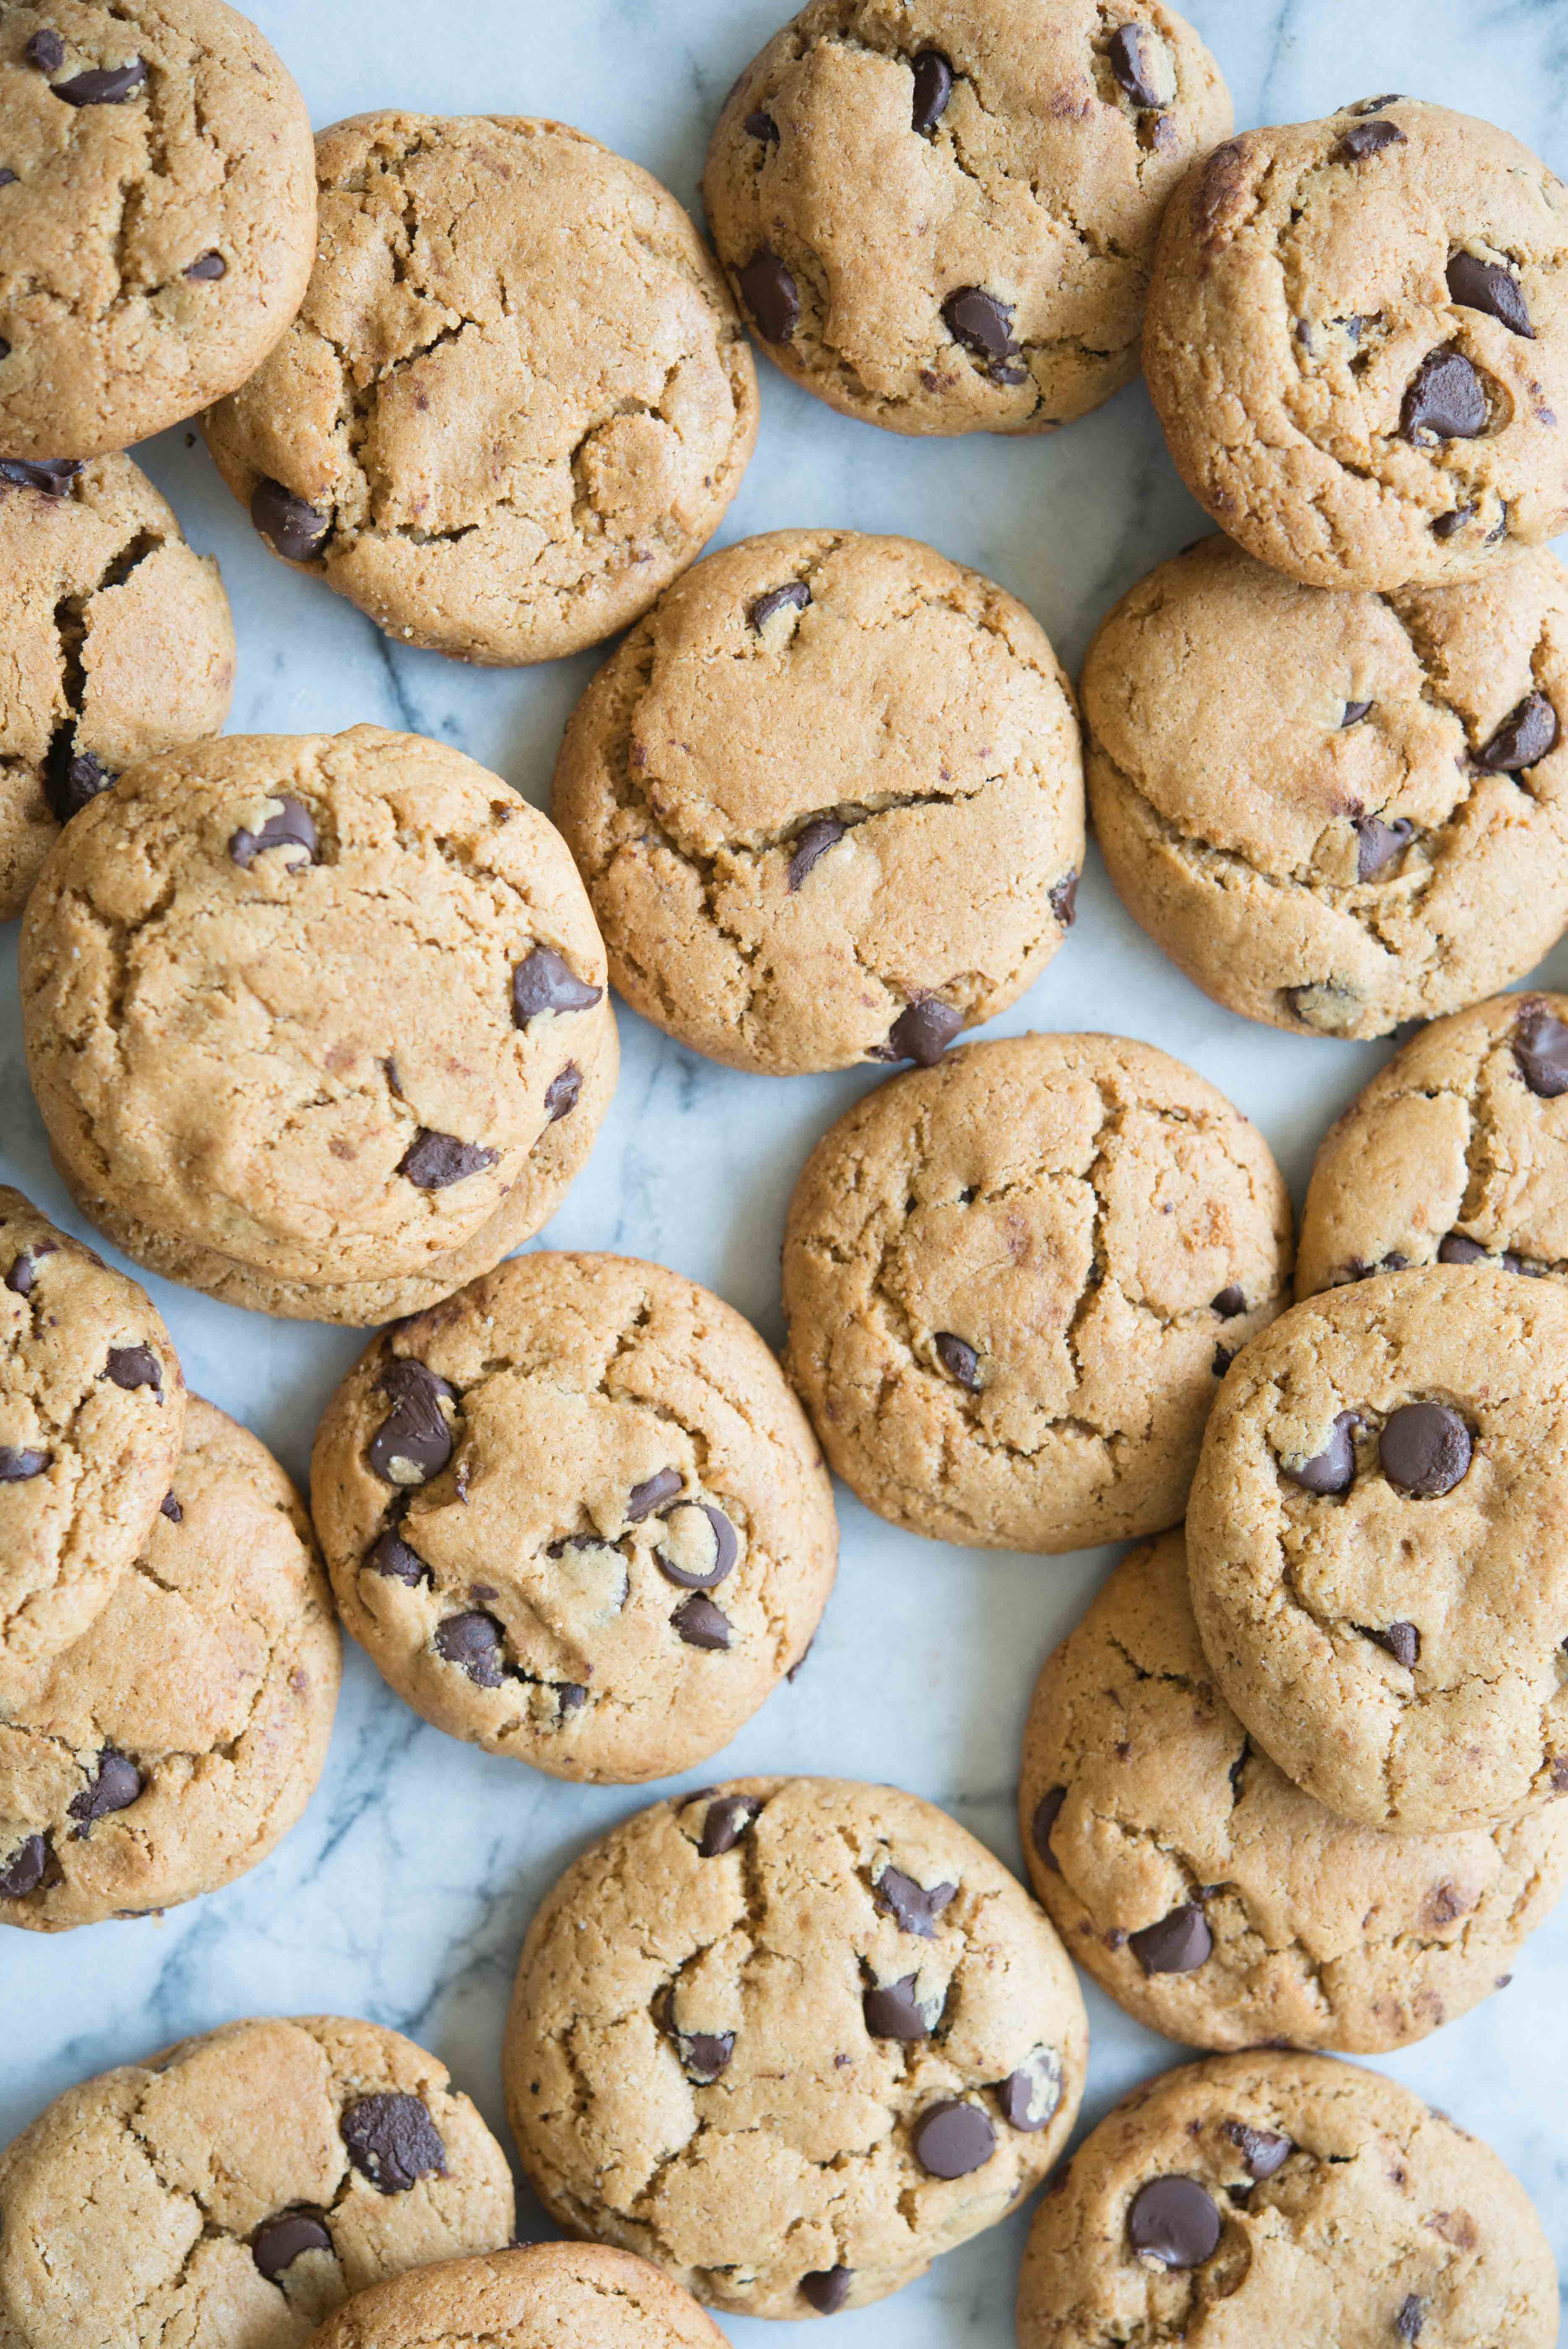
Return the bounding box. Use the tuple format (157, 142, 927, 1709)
(25, 29, 65, 70)
(0, 457, 80, 493)
(1401, 346, 1488, 442)
(1446, 252, 1532, 338)
(367, 1358, 457, 1486)
(434, 1609, 507, 1686)
(864, 1974, 938, 2041)
(913, 2100, 995, 2178)
(42, 737, 111, 825)
(397, 1130, 498, 1188)
(672, 2027, 734, 2084)
(0, 1446, 50, 1482)
(933, 1331, 980, 1389)
(744, 109, 779, 146)
(996, 2044, 1063, 2132)
(339, 2094, 447, 2194)
(672, 1590, 732, 1649)
(0, 1834, 49, 1896)
(881, 996, 963, 1065)
(698, 1793, 761, 1856)
(1212, 1285, 1246, 1317)
(250, 477, 330, 562)
(229, 796, 317, 870)
(1438, 1233, 1515, 1271)
(159, 1491, 182, 1521)
(1380, 1401, 1472, 1497)
(1433, 504, 1476, 539)
(1282, 1410, 1358, 1495)
(1108, 23, 1163, 108)
(5, 1241, 55, 1296)
(800, 2268, 852, 2315)
(1356, 814, 1414, 879)
(942, 285, 1018, 362)
(1514, 999, 1568, 1096)
(544, 1063, 582, 1121)
(1031, 1786, 1066, 1872)
(67, 1748, 143, 1831)
(1476, 690, 1558, 771)
(1363, 1619, 1421, 1669)
(875, 1865, 957, 1937)
(738, 248, 799, 342)
(0, 169, 15, 189)
(787, 816, 844, 888)
(1223, 2121, 1292, 2179)
(105, 1344, 160, 1393)
(365, 1527, 431, 1586)
(184, 250, 227, 281)
(624, 1468, 680, 1525)
(512, 945, 603, 1025)
(910, 48, 953, 135)
(1336, 117, 1405, 161)
(252, 2211, 333, 2281)
(1049, 869, 1078, 924)
(750, 579, 811, 631)
(53, 58, 146, 103)
(1128, 1902, 1212, 1975)
(1397, 2296, 1425, 2342)
(1128, 2175, 1222, 2267)
(655, 1501, 737, 1590)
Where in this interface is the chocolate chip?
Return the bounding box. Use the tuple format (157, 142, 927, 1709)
(875, 1864, 957, 1936)
(913, 2100, 995, 2178)
(396, 1130, 498, 1188)
(1476, 690, 1558, 772)
(628, 1468, 682, 1522)
(5, 1241, 54, 1296)
(672, 1591, 732, 1649)
(159, 1491, 181, 1521)
(0, 1834, 48, 1897)
(339, 2094, 447, 2194)
(105, 1344, 160, 1393)
(0, 1446, 50, 1481)
(252, 2211, 333, 2281)
(672, 2027, 734, 2084)
(1032, 1786, 1066, 1872)
(1108, 24, 1162, 108)
(1364, 1619, 1421, 1669)
(557, 1682, 587, 1714)
(698, 1793, 761, 1856)
(801, 2268, 852, 2315)
(0, 457, 80, 493)
(942, 286, 1018, 362)
(1514, 999, 1568, 1096)
(1336, 117, 1405, 161)
(1401, 346, 1487, 442)
(864, 1974, 938, 2041)
(1438, 1234, 1500, 1269)
(1282, 1410, 1358, 1495)
(367, 1358, 457, 1486)
(512, 945, 602, 1025)
(42, 737, 112, 826)
(183, 250, 227, 282)
(53, 58, 146, 103)
(910, 48, 953, 134)
(750, 580, 811, 633)
(1049, 869, 1078, 924)
(1396, 2296, 1425, 2342)
(0, 170, 16, 188)
(787, 816, 844, 888)
(882, 996, 963, 1065)
(996, 2045, 1063, 2132)
(744, 109, 779, 145)
(228, 796, 317, 870)
(738, 248, 799, 342)
(366, 1527, 431, 1586)
(67, 1748, 143, 1831)
(656, 1501, 737, 1590)
(250, 477, 330, 562)
(1223, 2121, 1292, 2179)
(544, 1063, 581, 1121)
(1128, 1902, 1212, 1975)
(1212, 1285, 1246, 1317)
(1347, 94, 1404, 111)
(1433, 504, 1476, 539)
(1128, 2175, 1222, 2266)
(1380, 1401, 1471, 1497)
(1446, 252, 1532, 338)
(25, 29, 65, 69)
(434, 1609, 506, 1686)
(933, 1331, 980, 1389)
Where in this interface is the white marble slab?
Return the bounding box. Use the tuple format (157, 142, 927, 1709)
(3, 0, 1567, 2339)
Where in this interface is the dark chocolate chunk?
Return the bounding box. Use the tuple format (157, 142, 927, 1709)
(160, 1491, 182, 1521)
(1128, 1902, 1212, 1976)
(655, 1501, 738, 1590)
(1400, 346, 1488, 442)
(1281, 1410, 1358, 1495)
(875, 1865, 957, 1937)
(672, 2027, 734, 2084)
(105, 1344, 160, 1393)
(42, 737, 111, 826)
(750, 579, 811, 631)
(1211, 1285, 1246, 1317)
(882, 996, 963, 1065)
(512, 945, 602, 1025)
(1432, 504, 1476, 539)
(1364, 1619, 1421, 1669)
(863, 1973, 936, 2041)
(228, 795, 317, 870)
(0, 1446, 50, 1481)
(1336, 117, 1405, 161)
(1031, 1786, 1066, 1872)
(933, 1331, 980, 1389)
(628, 1468, 683, 1523)
(1437, 1233, 1487, 1266)
(434, 1610, 507, 1686)
(738, 248, 800, 342)
(0, 457, 80, 493)
(365, 1527, 431, 1586)
(744, 109, 779, 146)
(672, 1591, 732, 1649)
(1356, 814, 1414, 879)
(25, 29, 65, 70)
(250, 477, 330, 562)
(367, 1358, 456, 1486)
(910, 48, 953, 135)
(1476, 691, 1558, 772)
(1127, 2174, 1222, 2266)
(0, 169, 16, 188)
(1396, 2296, 1425, 2342)
(1514, 998, 1568, 1096)
(5, 1241, 55, 1296)
(787, 816, 844, 889)
(53, 58, 146, 104)
(396, 1129, 498, 1188)
(1223, 2121, 1292, 2179)
(0, 1834, 49, 1897)
(339, 2094, 447, 2194)
(996, 2044, 1064, 2132)
(698, 1793, 761, 1856)
(1380, 1401, 1472, 1496)
(252, 2211, 334, 2281)
(913, 2099, 995, 2178)
(184, 250, 227, 281)
(800, 2268, 852, 2315)
(1446, 252, 1532, 338)
(1108, 23, 1163, 108)
(1049, 869, 1078, 924)
(942, 285, 1018, 362)
(68, 1748, 143, 1830)
(544, 1063, 581, 1121)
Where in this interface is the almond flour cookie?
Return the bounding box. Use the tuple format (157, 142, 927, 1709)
(504, 1777, 1087, 2320)
(0, 2015, 516, 2349)
(0, 1397, 340, 1928)
(1083, 538, 1568, 1038)
(1016, 2051, 1558, 2349)
(1143, 99, 1568, 591)
(1019, 1529, 1568, 2053)
(703, 0, 1231, 437)
(782, 1034, 1293, 1552)
(0, 0, 316, 459)
(553, 531, 1084, 1076)
(203, 113, 758, 667)
(307, 2245, 728, 2349)
(311, 1254, 836, 1783)
(1188, 1264, 1568, 1835)
(1297, 993, 1568, 1297)
(19, 726, 612, 1318)
(0, 452, 234, 922)
(0, 1187, 183, 1672)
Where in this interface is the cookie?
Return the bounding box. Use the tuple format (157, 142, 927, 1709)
(553, 530, 1084, 1076)
(0, 1187, 184, 1672)
(306, 2245, 727, 2349)
(1082, 537, 1568, 1038)
(504, 1776, 1087, 2319)
(202, 112, 757, 667)
(1297, 992, 1568, 1296)
(0, 2014, 515, 2349)
(0, 1396, 340, 1928)
(0, 0, 316, 460)
(0, 452, 235, 922)
(1019, 1527, 1568, 2053)
(19, 725, 612, 1316)
(1016, 2050, 1558, 2349)
(781, 1034, 1293, 1552)
(310, 1253, 836, 1783)
(1188, 1263, 1568, 1834)
(1143, 99, 1568, 591)
(702, 0, 1231, 437)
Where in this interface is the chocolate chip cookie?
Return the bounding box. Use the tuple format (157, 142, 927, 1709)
(0, 1396, 340, 1928)
(0, 2014, 515, 2349)
(311, 1253, 836, 1783)
(19, 726, 612, 1319)
(782, 1034, 1293, 1552)
(504, 1776, 1087, 2319)
(553, 530, 1084, 1076)
(1016, 2050, 1558, 2349)
(202, 112, 757, 666)
(1297, 992, 1568, 1297)
(0, 1187, 183, 1672)
(0, 0, 316, 459)
(1020, 1528, 1568, 2052)
(1188, 1263, 1568, 1834)
(0, 452, 235, 922)
(703, 0, 1231, 436)
(1144, 99, 1568, 589)
(1082, 537, 1568, 1038)
(307, 2245, 727, 2349)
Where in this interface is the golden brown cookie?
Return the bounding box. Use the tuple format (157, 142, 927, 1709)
(305, 2245, 728, 2349)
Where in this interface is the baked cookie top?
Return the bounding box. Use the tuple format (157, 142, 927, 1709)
(305, 2245, 727, 2349)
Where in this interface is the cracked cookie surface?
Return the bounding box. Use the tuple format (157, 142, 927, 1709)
(781, 1034, 1293, 1553)
(1188, 1264, 1568, 1834)
(1083, 539, 1568, 1039)
(0, 0, 316, 459)
(307, 2243, 728, 2349)
(0, 454, 234, 922)
(1019, 1528, 1568, 2053)
(0, 2013, 515, 2349)
(0, 1186, 183, 1672)
(0, 1396, 340, 1930)
(553, 530, 1084, 1076)
(503, 1776, 1086, 2319)
(19, 724, 611, 1310)
(702, 0, 1230, 437)
(201, 111, 758, 665)
(310, 1253, 836, 1783)
(1143, 99, 1568, 590)
(1016, 2050, 1557, 2349)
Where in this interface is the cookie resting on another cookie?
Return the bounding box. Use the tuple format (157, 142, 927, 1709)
(305, 2245, 729, 2349)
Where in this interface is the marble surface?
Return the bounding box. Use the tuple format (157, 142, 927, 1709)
(3, 0, 1567, 2338)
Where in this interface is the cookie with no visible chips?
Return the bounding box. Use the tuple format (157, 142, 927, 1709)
(305, 2245, 728, 2349)
(505, 1777, 1086, 2319)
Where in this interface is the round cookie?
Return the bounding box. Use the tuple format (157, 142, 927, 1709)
(0, 1396, 340, 1928)
(307, 2245, 727, 2349)
(1188, 1263, 1568, 1834)
(0, 452, 235, 922)
(1297, 992, 1568, 1296)
(0, 2014, 516, 2349)
(1019, 1528, 1568, 2053)
(1082, 538, 1568, 1039)
(781, 1034, 1294, 1553)
(1016, 2050, 1558, 2349)
(0, 1187, 184, 1672)
(553, 531, 1084, 1076)
(0, 0, 316, 460)
(202, 112, 758, 667)
(19, 725, 611, 1314)
(504, 1776, 1087, 2320)
(1143, 98, 1568, 591)
(702, 0, 1231, 437)
(310, 1253, 836, 1783)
